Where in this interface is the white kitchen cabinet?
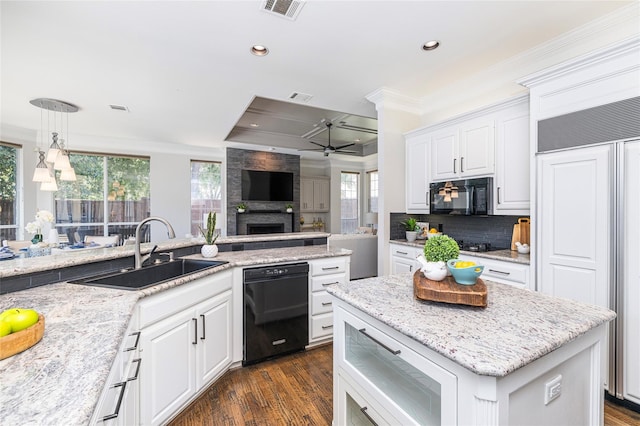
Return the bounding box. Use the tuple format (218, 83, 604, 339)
(91, 316, 140, 425)
(308, 256, 350, 345)
(458, 253, 531, 290)
(389, 243, 421, 275)
(495, 97, 530, 214)
(334, 305, 457, 425)
(301, 176, 330, 212)
(430, 118, 494, 181)
(405, 133, 430, 213)
(137, 270, 232, 426)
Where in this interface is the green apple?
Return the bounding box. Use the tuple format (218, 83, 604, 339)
(0, 308, 20, 322)
(1, 308, 39, 332)
(0, 321, 11, 337)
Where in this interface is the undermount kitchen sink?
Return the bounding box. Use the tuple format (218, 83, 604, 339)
(71, 258, 228, 290)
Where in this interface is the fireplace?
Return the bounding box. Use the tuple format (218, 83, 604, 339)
(247, 223, 285, 235)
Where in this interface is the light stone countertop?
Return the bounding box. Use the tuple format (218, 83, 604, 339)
(327, 272, 615, 377)
(0, 243, 349, 425)
(0, 232, 331, 278)
(390, 239, 530, 265)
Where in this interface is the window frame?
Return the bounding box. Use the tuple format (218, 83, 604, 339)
(0, 141, 22, 241)
(340, 171, 360, 234)
(190, 159, 223, 238)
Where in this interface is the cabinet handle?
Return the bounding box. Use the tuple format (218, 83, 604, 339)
(322, 266, 339, 271)
(409, 265, 413, 272)
(497, 187, 501, 204)
(321, 281, 340, 286)
(396, 251, 408, 255)
(460, 156, 464, 173)
(360, 406, 379, 426)
(192, 318, 198, 345)
(126, 358, 142, 382)
(453, 158, 457, 173)
(426, 190, 430, 207)
(488, 269, 510, 275)
(124, 331, 140, 352)
(102, 381, 127, 421)
(321, 301, 332, 306)
(358, 328, 401, 355)
(322, 324, 333, 330)
(200, 314, 206, 340)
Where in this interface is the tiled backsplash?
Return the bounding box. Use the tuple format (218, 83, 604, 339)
(389, 213, 529, 249)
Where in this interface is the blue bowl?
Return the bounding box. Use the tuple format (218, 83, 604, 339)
(446, 259, 484, 285)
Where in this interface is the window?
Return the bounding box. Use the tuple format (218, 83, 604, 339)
(341, 172, 359, 234)
(190, 160, 222, 237)
(367, 170, 378, 213)
(0, 142, 19, 241)
(54, 153, 150, 244)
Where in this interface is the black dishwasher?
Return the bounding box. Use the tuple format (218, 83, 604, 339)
(243, 262, 309, 365)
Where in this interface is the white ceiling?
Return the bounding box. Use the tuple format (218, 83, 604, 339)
(0, 1, 635, 159)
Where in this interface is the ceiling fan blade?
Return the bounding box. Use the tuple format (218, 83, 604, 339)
(298, 148, 325, 152)
(335, 149, 358, 153)
(335, 143, 356, 150)
(306, 140, 327, 148)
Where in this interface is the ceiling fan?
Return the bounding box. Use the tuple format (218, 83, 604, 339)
(299, 122, 358, 156)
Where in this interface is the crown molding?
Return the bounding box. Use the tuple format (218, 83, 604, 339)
(366, 87, 423, 115)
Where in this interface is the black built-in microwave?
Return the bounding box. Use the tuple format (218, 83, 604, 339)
(429, 177, 493, 215)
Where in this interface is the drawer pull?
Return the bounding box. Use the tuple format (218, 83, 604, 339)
(358, 328, 401, 355)
(396, 251, 408, 255)
(102, 381, 126, 421)
(488, 269, 511, 275)
(192, 318, 198, 345)
(322, 324, 333, 330)
(322, 282, 340, 286)
(126, 358, 142, 382)
(200, 314, 206, 340)
(360, 406, 379, 426)
(321, 302, 332, 306)
(124, 331, 140, 352)
(322, 266, 340, 271)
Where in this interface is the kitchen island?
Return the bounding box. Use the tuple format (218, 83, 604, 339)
(0, 235, 349, 425)
(328, 273, 615, 425)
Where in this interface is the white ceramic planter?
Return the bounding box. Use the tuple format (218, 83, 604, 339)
(237, 208, 245, 213)
(286, 208, 293, 213)
(201, 244, 218, 258)
(406, 231, 418, 242)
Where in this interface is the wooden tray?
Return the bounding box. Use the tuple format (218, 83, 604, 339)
(0, 314, 45, 360)
(413, 271, 487, 307)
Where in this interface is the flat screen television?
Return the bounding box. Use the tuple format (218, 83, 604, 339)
(241, 170, 294, 201)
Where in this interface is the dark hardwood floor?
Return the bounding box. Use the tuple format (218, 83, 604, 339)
(169, 343, 639, 426)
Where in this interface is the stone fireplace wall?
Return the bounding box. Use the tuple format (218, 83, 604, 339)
(226, 148, 300, 235)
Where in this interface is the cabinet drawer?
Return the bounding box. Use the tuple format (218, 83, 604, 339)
(310, 257, 347, 276)
(390, 245, 420, 260)
(311, 273, 346, 292)
(311, 291, 334, 315)
(459, 254, 529, 287)
(311, 312, 334, 339)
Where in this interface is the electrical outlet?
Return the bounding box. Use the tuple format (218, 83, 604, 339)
(544, 374, 562, 405)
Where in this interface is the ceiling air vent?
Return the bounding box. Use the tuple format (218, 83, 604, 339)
(288, 92, 313, 103)
(109, 104, 129, 112)
(261, 0, 305, 20)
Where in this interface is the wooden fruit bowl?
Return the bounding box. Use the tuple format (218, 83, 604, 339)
(0, 314, 45, 360)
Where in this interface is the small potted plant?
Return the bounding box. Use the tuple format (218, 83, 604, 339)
(285, 203, 293, 213)
(236, 203, 246, 213)
(199, 212, 219, 258)
(401, 217, 419, 242)
(421, 234, 460, 280)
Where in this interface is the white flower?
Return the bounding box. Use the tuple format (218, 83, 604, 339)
(25, 221, 40, 234)
(35, 210, 54, 223)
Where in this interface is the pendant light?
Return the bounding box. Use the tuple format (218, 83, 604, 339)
(29, 98, 79, 184)
(40, 172, 59, 191)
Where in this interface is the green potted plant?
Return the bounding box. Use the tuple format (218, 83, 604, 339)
(420, 234, 460, 280)
(401, 217, 419, 242)
(236, 203, 246, 213)
(285, 203, 293, 213)
(199, 212, 219, 258)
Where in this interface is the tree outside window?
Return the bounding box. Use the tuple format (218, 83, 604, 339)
(55, 153, 150, 244)
(191, 161, 222, 237)
(0, 143, 19, 241)
(341, 172, 359, 234)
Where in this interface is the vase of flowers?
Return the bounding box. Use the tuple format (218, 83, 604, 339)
(25, 210, 54, 245)
(199, 212, 219, 258)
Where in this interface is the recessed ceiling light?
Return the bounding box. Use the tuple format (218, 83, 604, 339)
(249, 123, 259, 127)
(355, 138, 361, 142)
(422, 40, 440, 51)
(251, 45, 269, 56)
